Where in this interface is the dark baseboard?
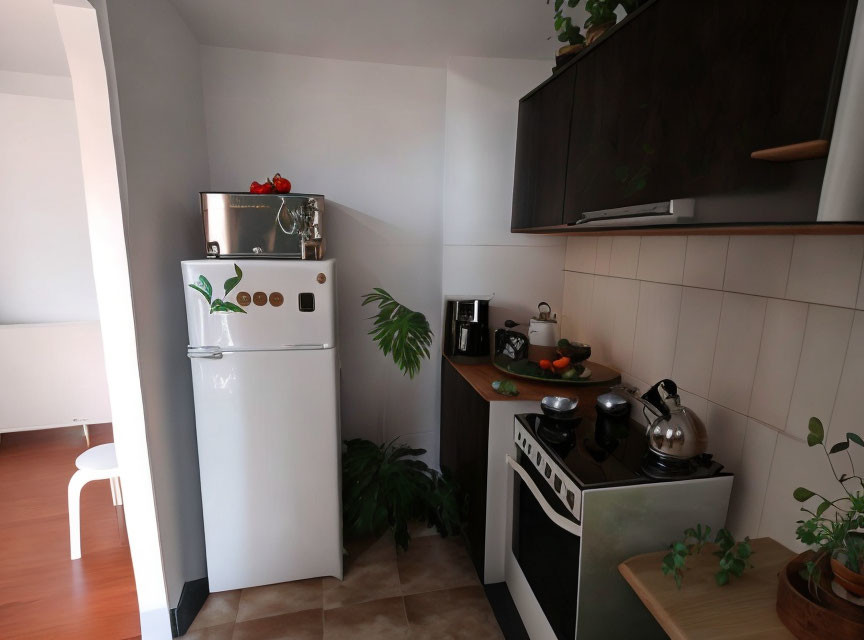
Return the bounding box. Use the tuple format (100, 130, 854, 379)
(484, 582, 529, 640)
(170, 577, 209, 637)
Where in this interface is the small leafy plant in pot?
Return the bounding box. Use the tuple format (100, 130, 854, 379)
(340, 288, 463, 550)
(793, 418, 864, 601)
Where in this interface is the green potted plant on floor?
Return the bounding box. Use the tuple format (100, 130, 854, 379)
(341, 289, 463, 550)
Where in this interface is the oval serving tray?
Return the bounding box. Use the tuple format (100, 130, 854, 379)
(492, 354, 619, 386)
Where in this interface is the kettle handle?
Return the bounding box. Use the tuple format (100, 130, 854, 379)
(537, 301, 552, 320)
(641, 379, 678, 420)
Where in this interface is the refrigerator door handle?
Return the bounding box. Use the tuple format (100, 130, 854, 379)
(187, 346, 223, 359)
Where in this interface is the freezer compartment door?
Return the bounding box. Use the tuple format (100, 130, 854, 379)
(182, 259, 336, 350)
(190, 348, 342, 591)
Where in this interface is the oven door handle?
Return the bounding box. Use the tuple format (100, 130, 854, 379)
(507, 454, 582, 537)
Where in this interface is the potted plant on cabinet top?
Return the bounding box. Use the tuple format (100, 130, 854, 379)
(552, 0, 586, 65)
(551, 0, 645, 68)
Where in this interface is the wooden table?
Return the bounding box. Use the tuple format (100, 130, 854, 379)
(618, 537, 796, 640)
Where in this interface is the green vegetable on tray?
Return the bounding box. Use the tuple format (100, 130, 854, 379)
(492, 379, 519, 396)
(505, 357, 590, 381)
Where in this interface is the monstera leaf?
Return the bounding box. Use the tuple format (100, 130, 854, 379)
(361, 288, 432, 379)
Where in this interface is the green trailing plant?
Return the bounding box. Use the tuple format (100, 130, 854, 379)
(792, 417, 864, 596)
(551, 0, 644, 46)
(553, 0, 585, 46)
(361, 288, 433, 379)
(188, 264, 246, 314)
(713, 528, 754, 586)
(341, 438, 463, 550)
(662, 524, 754, 589)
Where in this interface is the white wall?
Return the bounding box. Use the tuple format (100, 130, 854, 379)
(200, 46, 446, 459)
(441, 57, 566, 329)
(55, 1, 172, 636)
(200, 50, 570, 464)
(561, 234, 864, 552)
(0, 86, 98, 324)
(90, 0, 211, 609)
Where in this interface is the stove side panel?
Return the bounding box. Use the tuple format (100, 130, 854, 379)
(575, 476, 734, 640)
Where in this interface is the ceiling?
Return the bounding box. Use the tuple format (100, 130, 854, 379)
(0, 0, 70, 76)
(0, 0, 577, 78)
(169, 0, 570, 67)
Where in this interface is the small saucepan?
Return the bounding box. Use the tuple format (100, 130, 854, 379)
(540, 395, 580, 421)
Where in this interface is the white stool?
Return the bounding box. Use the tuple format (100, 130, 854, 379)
(68, 443, 122, 560)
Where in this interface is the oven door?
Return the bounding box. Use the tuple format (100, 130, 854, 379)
(507, 452, 581, 640)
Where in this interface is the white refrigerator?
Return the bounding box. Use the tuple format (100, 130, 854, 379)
(181, 258, 342, 591)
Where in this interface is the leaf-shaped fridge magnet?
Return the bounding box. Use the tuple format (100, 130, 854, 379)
(223, 264, 243, 296)
(188, 275, 212, 304)
(220, 301, 247, 314)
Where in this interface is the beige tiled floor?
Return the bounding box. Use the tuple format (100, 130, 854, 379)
(181, 530, 503, 639)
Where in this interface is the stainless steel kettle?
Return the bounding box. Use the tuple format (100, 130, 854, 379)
(614, 379, 708, 460)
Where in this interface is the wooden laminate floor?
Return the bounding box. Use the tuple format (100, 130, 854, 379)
(0, 424, 140, 639)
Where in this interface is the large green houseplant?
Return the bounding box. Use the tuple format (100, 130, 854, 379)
(341, 288, 462, 550)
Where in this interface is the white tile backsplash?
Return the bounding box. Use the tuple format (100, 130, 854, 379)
(723, 236, 793, 298)
(725, 419, 778, 539)
(705, 402, 748, 474)
(683, 235, 728, 290)
(828, 310, 864, 443)
(609, 236, 640, 278)
(636, 236, 687, 284)
(857, 259, 864, 310)
(595, 237, 613, 275)
(759, 432, 843, 551)
(748, 299, 808, 430)
(671, 287, 722, 397)
(561, 271, 595, 342)
(786, 236, 864, 308)
(561, 234, 864, 543)
(785, 304, 854, 439)
(605, 276, 640, 373)
(709, 293, 767, 414)
(565, 236, 597, 273)
(587, 276, 616, 365)
(630, 281, 683, 383)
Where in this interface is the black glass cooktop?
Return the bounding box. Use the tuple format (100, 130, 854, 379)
(516, 413, 726, 489)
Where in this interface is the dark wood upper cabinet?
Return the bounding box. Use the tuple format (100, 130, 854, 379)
(511, 64, 577, 230)
(512, 0, 855, 230)
(564, 2, 666, 220)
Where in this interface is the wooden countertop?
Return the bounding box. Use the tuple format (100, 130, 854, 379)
(443, 356, 621, 402)
(618, 537, 796, 640)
